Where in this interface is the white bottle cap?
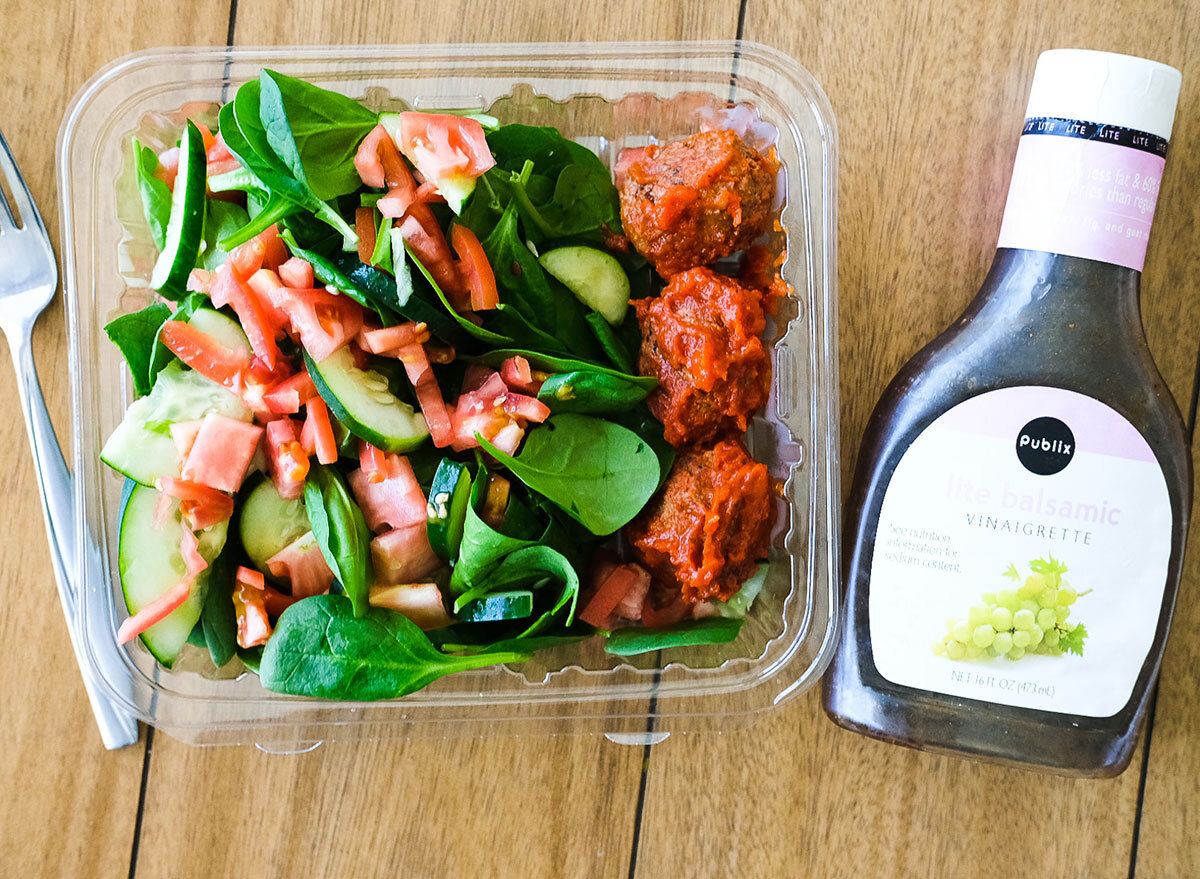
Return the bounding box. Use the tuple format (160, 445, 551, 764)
(1025, 49, 1182, 141)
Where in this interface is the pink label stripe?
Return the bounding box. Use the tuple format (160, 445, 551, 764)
(997, 134, 1164, 272)
(932, 386, 1157, 463)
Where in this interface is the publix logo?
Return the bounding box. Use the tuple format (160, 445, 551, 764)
(1015, 416, 1075, 476)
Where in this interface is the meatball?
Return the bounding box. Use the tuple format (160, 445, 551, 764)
(635, 267, 770, 447)
(625, 438, 773, 604)
(619, 129, 778, 278)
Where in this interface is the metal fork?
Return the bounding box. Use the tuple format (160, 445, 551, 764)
(0, 130, 138, 750)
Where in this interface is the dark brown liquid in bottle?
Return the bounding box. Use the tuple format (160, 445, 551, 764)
(823, 247, 1191, 776)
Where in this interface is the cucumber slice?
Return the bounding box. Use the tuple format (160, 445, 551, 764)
(150, 121, 208, 298)
(188, 307, 249, 353)
(101, 362, 252, 486)
(306, 347, 429, 453)
(457, 590, 534, 623)
(538, 246, 631, 325)
(119, 483, 228, 667)
(237, 477, 311, 572)
(426, 458, 471, 559)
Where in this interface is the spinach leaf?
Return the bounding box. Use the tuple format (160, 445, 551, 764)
(304, 465, 374, 618)
(257, 70, 377, 202)
(613, 405, 676, 490)
(404, 242, 514, 346)
(278, 229, 394, 322)
(468, 348, 656, 390)
(449, 469, 536, 593)
(238, 645, 264, 673)
(584, 311, 636, 374)
(440, 631, 592, 656)
(199, 199, 251, 271)
(201, 543, 238, 668)
(259, 594, 532, 700)
(207, 167, 265, 195)
(104, 303, 173, 397)
(604, 618, 744, 656)
(145, 292, 211, 386)
(487, 124, 609, 179)
(477, 414, 661, 536)
(132, 137, 171, 250)
(537, 370, 650, 415)
(509, 160, 620, 239)
(218, 195, 299, 250)
(453, 543, 580, 628)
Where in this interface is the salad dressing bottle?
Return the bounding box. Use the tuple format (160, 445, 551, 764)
(823, 50, 1189, 775)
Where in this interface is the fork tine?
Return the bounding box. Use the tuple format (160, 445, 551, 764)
(0, 129, 48, 237)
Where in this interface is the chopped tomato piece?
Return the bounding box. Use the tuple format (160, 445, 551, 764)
(369, 583, 453, 630)
(193, 122, 217, 153)
(355, 207, 376, 264)
(180, 412, 264, 494)
(156, 146, 180, 190)
(266, 535, 334, 599)
(396, 112, 495, 181)
(501, 392, 550, 423)
(500, 356, 541, 394)
(451, 224, 499, 311)
(349, 454, 427, 533)
(187, 268, 213, 293)
(275, 288, 365, 362)
(640, 594, 691, 628)
(233, 571, 272, 648)
(488, 422, 525, 456)
(179, 522, 209, 578)
(354, 125, 391, 189)
(206, 132, 240, 177)
(244, 268, 291, 330)
(117, 579, 192, 645)
(377, 178, 445, 218)
(357, 321, 430, 354)
(159, 320, 253, 392)
(211, 263, 280, 370)
(262, 585, 302, 617)
(264, 418, 310, 500)
(358, 440, 389, 484)
(396, 343, 454, 447)
(158, 476, 235, 530)
(258, 225, 289, 271)
(278, 257, 314, 290)
(228, 237, 266, 282)
(262, 369, 318, 415)
(380, 131, 418, 197)
(400, 203, 467, 305)
(301, 396, 338, 465)
(169, 420, 203, 460)
(371, 523, 442, 586)
(461, 364, 496, 394)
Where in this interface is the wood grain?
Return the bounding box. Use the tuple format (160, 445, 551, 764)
(0, 0, 228, 875)
(131, 4, 742, 879)
(633, 2, 1200, 877)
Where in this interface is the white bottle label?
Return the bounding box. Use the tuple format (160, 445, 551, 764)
(868, 386, 1172, 717)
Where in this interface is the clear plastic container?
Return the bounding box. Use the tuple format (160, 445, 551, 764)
(57, 41, 839, 747)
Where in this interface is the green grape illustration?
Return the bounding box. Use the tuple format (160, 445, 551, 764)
(932, 555, 1089, 662)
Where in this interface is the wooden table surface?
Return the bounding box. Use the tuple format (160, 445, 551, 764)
(2, 0, 1198, 876)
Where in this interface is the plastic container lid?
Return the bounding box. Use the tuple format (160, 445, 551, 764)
(1024, 48, 1182, 141)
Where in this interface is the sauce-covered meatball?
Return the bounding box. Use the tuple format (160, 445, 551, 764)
(625, 438, 773, 603)
(635, 267, 770, 447)
(619, 129, 778, 278)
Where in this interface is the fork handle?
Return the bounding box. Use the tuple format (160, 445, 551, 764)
(10, 336, 139, 750)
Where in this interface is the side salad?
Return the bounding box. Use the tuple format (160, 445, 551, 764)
(105, 71, 769, 700)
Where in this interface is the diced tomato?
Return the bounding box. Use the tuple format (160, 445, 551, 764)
(179, 522, 208, 578)
(206, 132, 241, 177)
(160, 320, 257, 396)
(262, 369, 318, 415)
(179, 412, 264, 494)
(400, 204, 466, 305)
(187, 268, 213, 293)
(194, 122, 217, 153)
(354, 125, 390, 189)
(257, 225, 289, 271)
(460, 372, 507, 414)
(158, 476, 235, 530)
(169, 420, 203, 460)
(450, 373, 514, 452)
(356, 207, 376, 264)
(500, 356, 541, 394)
(228, 237, 265, 282)
(266, 535, 334, 599)
(301, 396, 338, 465)
(264, 418, 310, 500)
(614, 566, 651, 621)
(379, 131, 418, 197)
(235, 565, 265, 591)
(116, 579, 192, 645)
(371, 523, 442, 586)
(348, 454, 428, 533)
(244, 268, 291, 331)
(358, 440, 388, 484)
(395, 343, 454, 447)
(275, 288, 365, 362)
(461, 364, 497, 394)
(640, 594, 691, 628)
(501, 392, 550, 423)
(233, 573, 272, 648)
(579, 564, 648, 628)
(396, 112, 495, 181)
(278, 257, 314, 290)
(488, 422, 525, 456)
(369, 583, 453, 631)
(211, 263, 280, 370)
(451, 224, 499, 311)
(156, 147, 180, 190)
(357, 321, 430, 354)
(262, 585, 301, 618)
(377, 178, 445, 218)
